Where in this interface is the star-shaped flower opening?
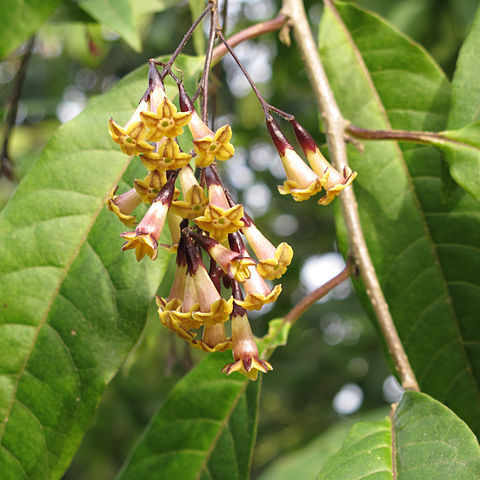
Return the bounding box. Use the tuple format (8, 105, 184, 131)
(120, 232, 158, 261)
(134, 171, 168, 204)
(256, 242, 294, 280)
(235, 284, 282, 311)
(318, 168, 357, 206)
(193, 125, 235, 168)
(141, 97, 192, 141)
(108, 118, 154, 156)
(195, 204, 244, 243)
(192, 297, 234, 326)
(222, 356, 273, 381)
(278, 177, 324, 202)
(141, 138, 192, 172)
(171, 185, 209, 220)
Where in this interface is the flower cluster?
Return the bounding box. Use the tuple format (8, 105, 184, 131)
(106, 61, 293, 380)
(106, 58, 356, 380)
(267, 116, 357, 205)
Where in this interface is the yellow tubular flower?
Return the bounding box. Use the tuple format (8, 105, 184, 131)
(195, 204, 244, 243)
(141, 97, 192, 141)
(121, 172, 177, 261)
(242, 217, 293, 280)
(193, 125, 235, 168)
(171, 166, 209, 220)
(234, 264, 282, 311)
(222, 306, 272, 381)
(183, 236, 234, 326)
(108, 118, 154, 156)
(134, 170, 168, 204)
(189, 231, 254, 283)
(290, 118, 357, 205)
(266, 116, 323, 201)
(318, 167, 357, 205)
(105, 186, 142, 227)
(202, 323, 230, 351)
(120, 232, 158, 261)
(277, 147, 324, 201)
(141, 138, 192, 172)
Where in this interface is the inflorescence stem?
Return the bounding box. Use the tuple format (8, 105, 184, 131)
(282, 0, 419, 392)
(160, 3, 212, 81)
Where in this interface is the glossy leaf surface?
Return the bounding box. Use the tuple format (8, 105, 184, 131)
(0, 55, 203, 479)
(317, 392, 480, 480)
(117, 352, 259, 480)
(319, 2, 480, 434)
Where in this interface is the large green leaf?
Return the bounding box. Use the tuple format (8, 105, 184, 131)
(258, 409, 388, 480)
(317, 392, 480, 479)
(117, 352, 260, 480)
(319, 3, 480, 435)
(77, 0, 141, 51)
(0, 55, 203, 479)
(0, 0, 63, 59)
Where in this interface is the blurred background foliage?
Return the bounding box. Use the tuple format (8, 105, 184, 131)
(0, 0, 477, 478)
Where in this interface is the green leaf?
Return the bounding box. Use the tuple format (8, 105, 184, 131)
(429, 122, 480, 201)
(317, 392, 480, 480)
(258, 409, 388, 480)
(0, 0, 63, 59)
(77, 0, 141, 51)
(318, 417, 392, 480)
(189, 0, 206, 56)
(319, 2, 480, 435)
(257, 318, 291, 358)
(0, 55, 203, 478)
(448, 4, 480, 129)
(117, 352, 260, 480)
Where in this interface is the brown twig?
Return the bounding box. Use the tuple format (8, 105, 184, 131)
(347, 124, 445, 144)
(197, 2, 219, 123)
(282, 0, 419, 391)
(283, 259, 353, 325)
(160, 3, 211, 80)
(1, 36, 35, 180)
(212, 13, 288, 64)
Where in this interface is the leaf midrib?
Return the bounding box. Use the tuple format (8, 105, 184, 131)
(327, 2, 480, 405)
(0, 161, 131, 452)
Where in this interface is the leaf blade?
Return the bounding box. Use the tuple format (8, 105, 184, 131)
(117, 352, 259, 480)
(0, 55, 204, 478)
(316, 392, 480, 480)
(319, 2, 480, 435)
